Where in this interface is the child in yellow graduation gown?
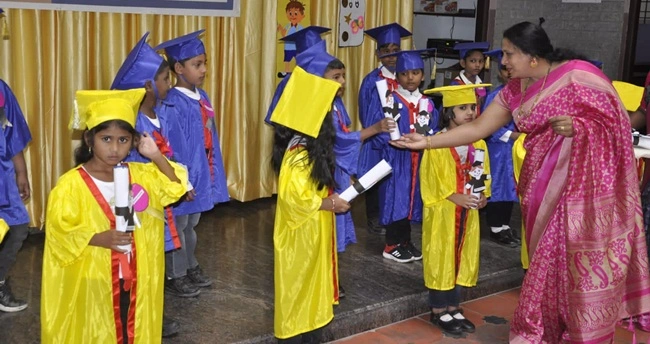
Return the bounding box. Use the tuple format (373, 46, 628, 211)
(419, 84, 492, 337)
(269, 62, 350, 341)
(41, 89, 188, 344)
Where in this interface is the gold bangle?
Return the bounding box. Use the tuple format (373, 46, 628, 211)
(426, 136, 431, 149)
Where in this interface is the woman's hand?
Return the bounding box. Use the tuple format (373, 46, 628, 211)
(548, 116, 574, 137)
(322, 193, 351, 213)
(389, 132, 427, 150)
(137, 132, 164, 160)
(184, 189, 196, 202)
(89, 230, 132, 253)
(448, 193, 480, 209)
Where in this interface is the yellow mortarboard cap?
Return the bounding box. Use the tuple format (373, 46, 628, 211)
(612, 81, 644, 112)
(270, 66, 341, 138)
(70, 89, 146, 130)
(0, 218, 8, 243)
(424, 84, 492, 108)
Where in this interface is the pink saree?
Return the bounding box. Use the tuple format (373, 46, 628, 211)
(495, 60, 650, 343)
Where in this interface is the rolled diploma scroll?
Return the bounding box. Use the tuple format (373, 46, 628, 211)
(114, 164, 134, 253)
(375, 79, 401, 141)
(339, 159, 392, 202)
(418, 98, 429, 117)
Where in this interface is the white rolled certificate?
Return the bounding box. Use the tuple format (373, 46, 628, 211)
(375, 79, 401, 141)
(339, 160, 392, 202)
(114, 164, 133, 252)
(418, 98, 428, 113)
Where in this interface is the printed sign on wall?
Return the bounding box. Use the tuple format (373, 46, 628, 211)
(338, 0, 365, 47)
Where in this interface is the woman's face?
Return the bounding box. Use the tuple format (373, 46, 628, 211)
(501, 38, 533, 80)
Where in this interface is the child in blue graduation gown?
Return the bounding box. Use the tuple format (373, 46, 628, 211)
(451, 42, 490, 116)
(155, 30, 229, 293)
(374, 49, 439, 263)
(0, 78, 31, 313)
(357, 23, 412, 233)
(481, 49, 521, 247)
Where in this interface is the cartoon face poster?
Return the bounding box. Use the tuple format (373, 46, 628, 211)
(276, 0, 311, 79)
(338, 0, 365, 47)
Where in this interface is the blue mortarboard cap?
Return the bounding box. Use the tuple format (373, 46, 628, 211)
(381, 49, 436, 73)
(111, 32, 164, 90)
(589, 59, 603, 69)
(295, 41, 336, 77)
(0, 9, 4, 14)
(154, 29, 206, 62)
(280, 26, 331, 54)
(454, 41, 490, 59)
(364, 23, 412, 47)
(484, 49, 504, 68)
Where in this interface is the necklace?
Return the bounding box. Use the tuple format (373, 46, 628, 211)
(517, 65, 552, 119)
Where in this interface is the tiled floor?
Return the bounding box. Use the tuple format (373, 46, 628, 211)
(333, 288, 650, 344)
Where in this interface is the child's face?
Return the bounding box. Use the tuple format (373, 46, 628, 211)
(396, 69, 423, 92)
(498, 66, 510, 84)
(377, 44, 400, 71)
(286, 8, 304, 25)
(460, 50, 486, 78)
(324, 67, 346, 97)
(175, 54, 207, 86)
(155, 67, 172, 100)
(449, 103, 476, 129)
(88, 123, 134, 167)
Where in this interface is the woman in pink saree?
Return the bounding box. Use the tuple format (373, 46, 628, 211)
(394, 21, 650, 343)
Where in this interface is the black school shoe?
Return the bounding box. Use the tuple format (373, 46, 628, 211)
(162, 315, 180, 338)
(490, 230, 518, 248)
(430, 311, 463, 336)
(402, 241, 422, 261)
(339, 285, 346, 299)
(0, 279, 27, 312)
(503, 226, 521, 244)
(187, 265, 213, 288)
(449, 309, 475, 333)
(165, 276, 201, 298)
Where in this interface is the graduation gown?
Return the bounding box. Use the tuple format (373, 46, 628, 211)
(482, 85, 518, 202)
(332, 98, 361, 252)
(166, 87, 229, 215)
(512, 134, 529, 269)
(0, 79, 31, 226)
(274, 147, 337, 339)
(126, 104, 189, 252)
(42, 161, 188, 344)
(378, 91, 439, 225)
(264, 75, 290, 125)
(420, 139, 491, 290)
(0, 218, 8, 243)
(357, 67, 397, 176)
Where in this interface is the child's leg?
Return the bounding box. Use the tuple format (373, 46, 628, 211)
(428, 288, 463, 335)
(486, 202, 517, 247)
(184, 213, 212, 287)
(183, 213, 201, 269)
(164, 215, 200, 297)
(0, 223, 29, 281)
(166, 215, 190, 279)
(447, 286, 475, 333)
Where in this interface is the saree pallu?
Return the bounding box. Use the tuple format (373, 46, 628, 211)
(495, 60, 650, 343)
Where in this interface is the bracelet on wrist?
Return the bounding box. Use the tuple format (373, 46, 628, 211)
(331, 197, 336, 211)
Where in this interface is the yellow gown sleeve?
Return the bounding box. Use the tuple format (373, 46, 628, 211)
(0, 219, 8, 243)
(45, 172, 104, 267)
(421, 148, 457, 206)
(276, 151, 324, 230)
(512, 134, 529, 269)
(130, 160, 189, 209)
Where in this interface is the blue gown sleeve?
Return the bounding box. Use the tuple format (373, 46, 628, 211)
(0, 80, 32, 160)
(265, 76, 290, 125)
(333, 98, 361, 177)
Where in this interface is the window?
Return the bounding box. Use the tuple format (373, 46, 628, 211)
(642, 0, 650, 24)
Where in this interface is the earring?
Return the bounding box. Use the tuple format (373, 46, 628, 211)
(530, 59, 538, 68)
(88, 147, 92, 154)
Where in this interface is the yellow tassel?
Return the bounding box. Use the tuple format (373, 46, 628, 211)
(430, 51, 437, 80)
(485, 56, 490, 70)
(1, 13, 8, 40)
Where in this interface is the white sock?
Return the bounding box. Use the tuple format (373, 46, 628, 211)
(440, 313, 454, 322)
(452, 312, 466, 320)
(502, 225, 511, 231)
(491, 226, 503, 233)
